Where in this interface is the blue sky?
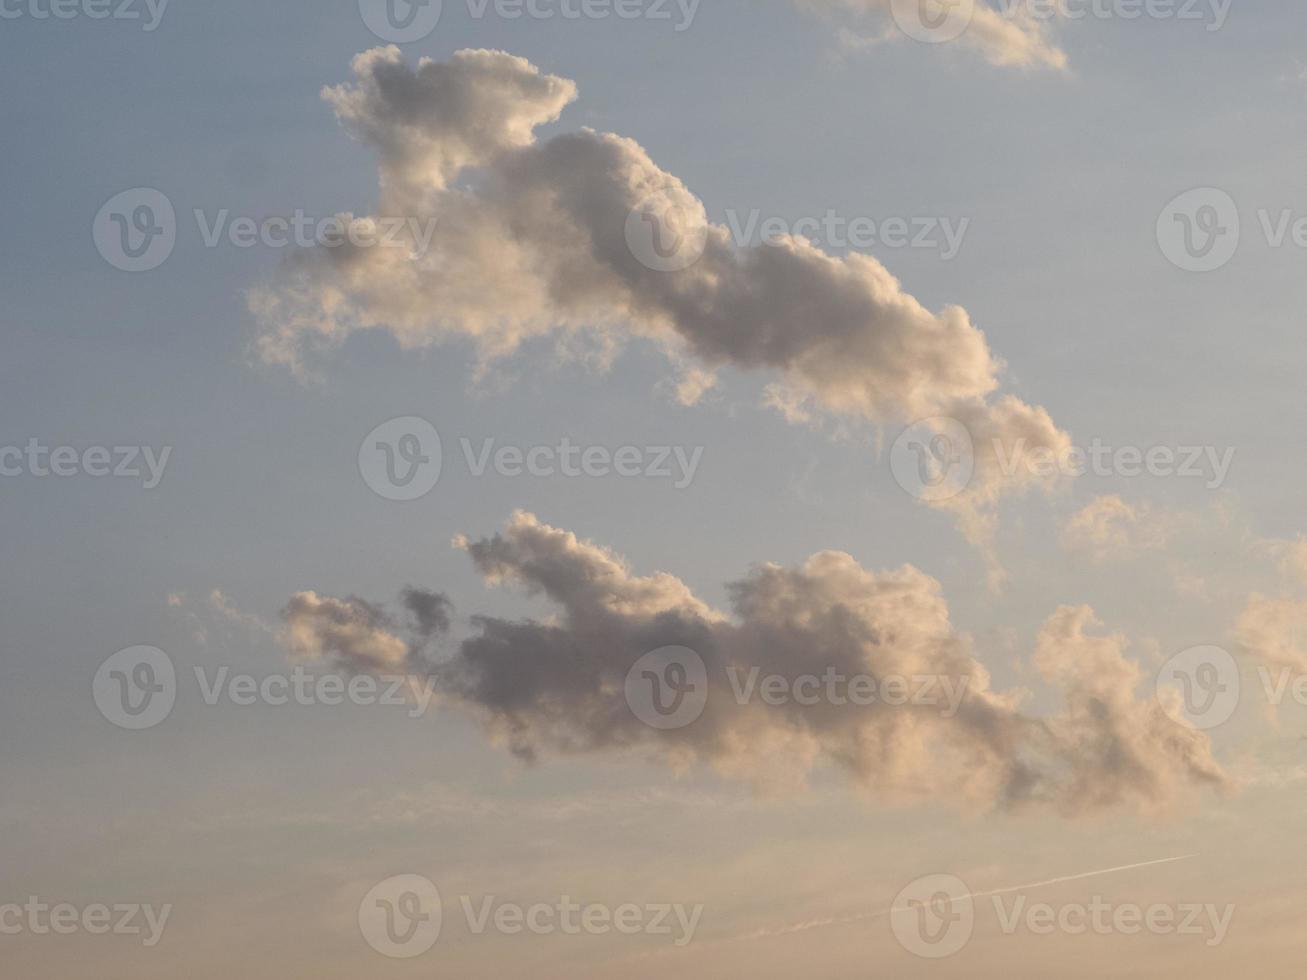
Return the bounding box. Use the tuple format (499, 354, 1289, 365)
(5, 1, 1307, 976)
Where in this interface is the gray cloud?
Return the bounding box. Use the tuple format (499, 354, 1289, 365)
(281, 512, 1227, 815)
(251, 48, 1071, 546)
(281, 588, 449, 672)
(1033, 604, 1227, 812)
(401, 586, 454, 641)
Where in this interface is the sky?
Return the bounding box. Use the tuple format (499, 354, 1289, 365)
(4, 0, 1307, 976)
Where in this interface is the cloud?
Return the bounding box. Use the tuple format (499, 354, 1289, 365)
(1235, 538, 1307, 674)
(1060, 494, 1169, 562)
(1033, 605, 1226, 812)
(804, 0, 1068, 71)
(278, 511, 1227, 815)
(166, 588, 277, 647)
(251, 47, 1071, 547)
(254, 47, 1001, 422)
(400, 586, 454, 640)
(280, 589, 447, 672)
(945, 396, 1073, 575)
(323, 47, 578, 199)
(1267, 536, 1307, 587)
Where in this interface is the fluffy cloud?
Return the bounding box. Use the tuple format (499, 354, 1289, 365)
(1033, 605, 1226, 812)
(251, 47, 1071, 546)
(278, 512, 1227, 815)
(804, 0, 1068, 70)
(1060, 495, 1169, 562)
(254, 48, 1002, 423)
(1236, 537, 1307, 673)
(323, 47, 578, 198)
(281, 588, 451, 672)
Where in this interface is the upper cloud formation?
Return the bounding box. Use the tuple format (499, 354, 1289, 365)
(802, 0, 1068, 70)
(251, 47, 1070, 543)
(279, 511, 1226, 816)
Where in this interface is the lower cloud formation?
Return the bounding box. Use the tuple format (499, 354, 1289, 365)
(280, 511, 1227, 814)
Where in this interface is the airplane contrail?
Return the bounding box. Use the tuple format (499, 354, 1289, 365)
(614, 852, 1199, 966)
(733, 853, 1198, 942)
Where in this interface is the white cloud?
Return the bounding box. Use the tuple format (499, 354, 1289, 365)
(1238, 595, 1307, 674)
(251, 47, 1071, 548)
(1033, 605, 1226, 813)
(280, 511, 1228, 815)
(282, 591, 421, 671)
(1236, 536, 1307, 673)
(1060, 494, 1169, 562)
(804, 0, 1068, 71)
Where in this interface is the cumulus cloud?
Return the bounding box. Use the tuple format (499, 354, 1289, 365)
(251, 47, 1071, 549)
(281, 588, 450, 672)
(1236, 537, 1307, 673)
(804, 0, 1068, 71)
(1033, 605, 1226, 812)
(278, 512, 1227, 815)
(254, 48, 1001, 421)
(1060, 495, 1169, 562)
(323, 47, 578, 198)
